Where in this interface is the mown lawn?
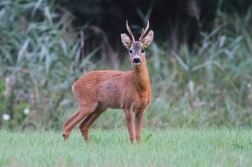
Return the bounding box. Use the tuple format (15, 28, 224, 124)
(1, 128, 252, 167)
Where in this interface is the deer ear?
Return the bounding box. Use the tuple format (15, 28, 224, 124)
(121, 33, 132, 49)
(142, 30, 154, 46)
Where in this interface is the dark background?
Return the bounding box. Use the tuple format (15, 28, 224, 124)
(57, 0, 251, 49)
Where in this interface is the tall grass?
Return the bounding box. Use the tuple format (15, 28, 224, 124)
(94, 4, 252, 129)
(0, 0, 98, 129)
(1, 0, 252, 129)
(147, 8, 252, 127)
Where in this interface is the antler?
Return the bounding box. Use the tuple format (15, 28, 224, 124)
(126, 20, 135, 42)
(138, 20, 149, 42)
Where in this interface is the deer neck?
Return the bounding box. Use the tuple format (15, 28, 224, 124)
(132, 58, 151, 93)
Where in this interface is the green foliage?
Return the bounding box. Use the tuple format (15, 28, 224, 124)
(93, 5, 252, 129)
(0, 0, 97, 129)
(1, 128, 252, 166)
(143, 6, 252, 128)
(0, 0, 252, 129)
(143, 44, 148, 51)
(0, 79, 5, 126)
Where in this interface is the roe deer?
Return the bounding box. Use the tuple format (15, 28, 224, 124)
(63, 20, 154, 144)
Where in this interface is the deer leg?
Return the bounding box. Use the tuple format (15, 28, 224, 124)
(63, 111, 79, 131)
(79, 106, 107, 143)
(124, 109, 135, 144)
(63, 102, 98, 140)
(135, 110, 144, 144)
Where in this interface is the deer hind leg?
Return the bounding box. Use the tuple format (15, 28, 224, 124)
(63, 102, 98, 140)
(124, 109, 135, 144)
(79, 106, 107, 143)
(135, 110, 144, 144)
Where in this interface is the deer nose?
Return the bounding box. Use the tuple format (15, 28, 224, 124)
(132, 56, 141, 64)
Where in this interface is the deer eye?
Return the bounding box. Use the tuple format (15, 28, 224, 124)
(129, 50, 133, 54)
(141, 49, 144, 53)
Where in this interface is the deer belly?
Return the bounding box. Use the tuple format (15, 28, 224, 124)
(97, 84, 122, 109)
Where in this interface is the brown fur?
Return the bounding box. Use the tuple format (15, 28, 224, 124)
(63, 21, 154, 144)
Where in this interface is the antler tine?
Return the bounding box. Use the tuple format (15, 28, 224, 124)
(138, 28, 145, 42)
(126, 20, 135, 42)
(138, 20, 149, 42)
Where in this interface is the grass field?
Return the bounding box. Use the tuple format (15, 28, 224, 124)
(1, 128, 252, 167)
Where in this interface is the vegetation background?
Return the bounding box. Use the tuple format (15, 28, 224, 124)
(1, 0, 252, 130)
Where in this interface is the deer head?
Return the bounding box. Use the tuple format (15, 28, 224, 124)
(121, 20, 154, 65)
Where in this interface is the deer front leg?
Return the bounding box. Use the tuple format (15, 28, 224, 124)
(124, 109, 135, 144)
(135, 110, 144, 144)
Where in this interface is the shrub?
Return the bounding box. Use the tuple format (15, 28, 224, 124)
(0, 0, 97, 129)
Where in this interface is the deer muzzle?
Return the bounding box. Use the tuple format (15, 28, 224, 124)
(132, 56, 141, 65)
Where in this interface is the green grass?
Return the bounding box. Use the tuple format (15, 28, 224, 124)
(1, 128, 252, 166)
